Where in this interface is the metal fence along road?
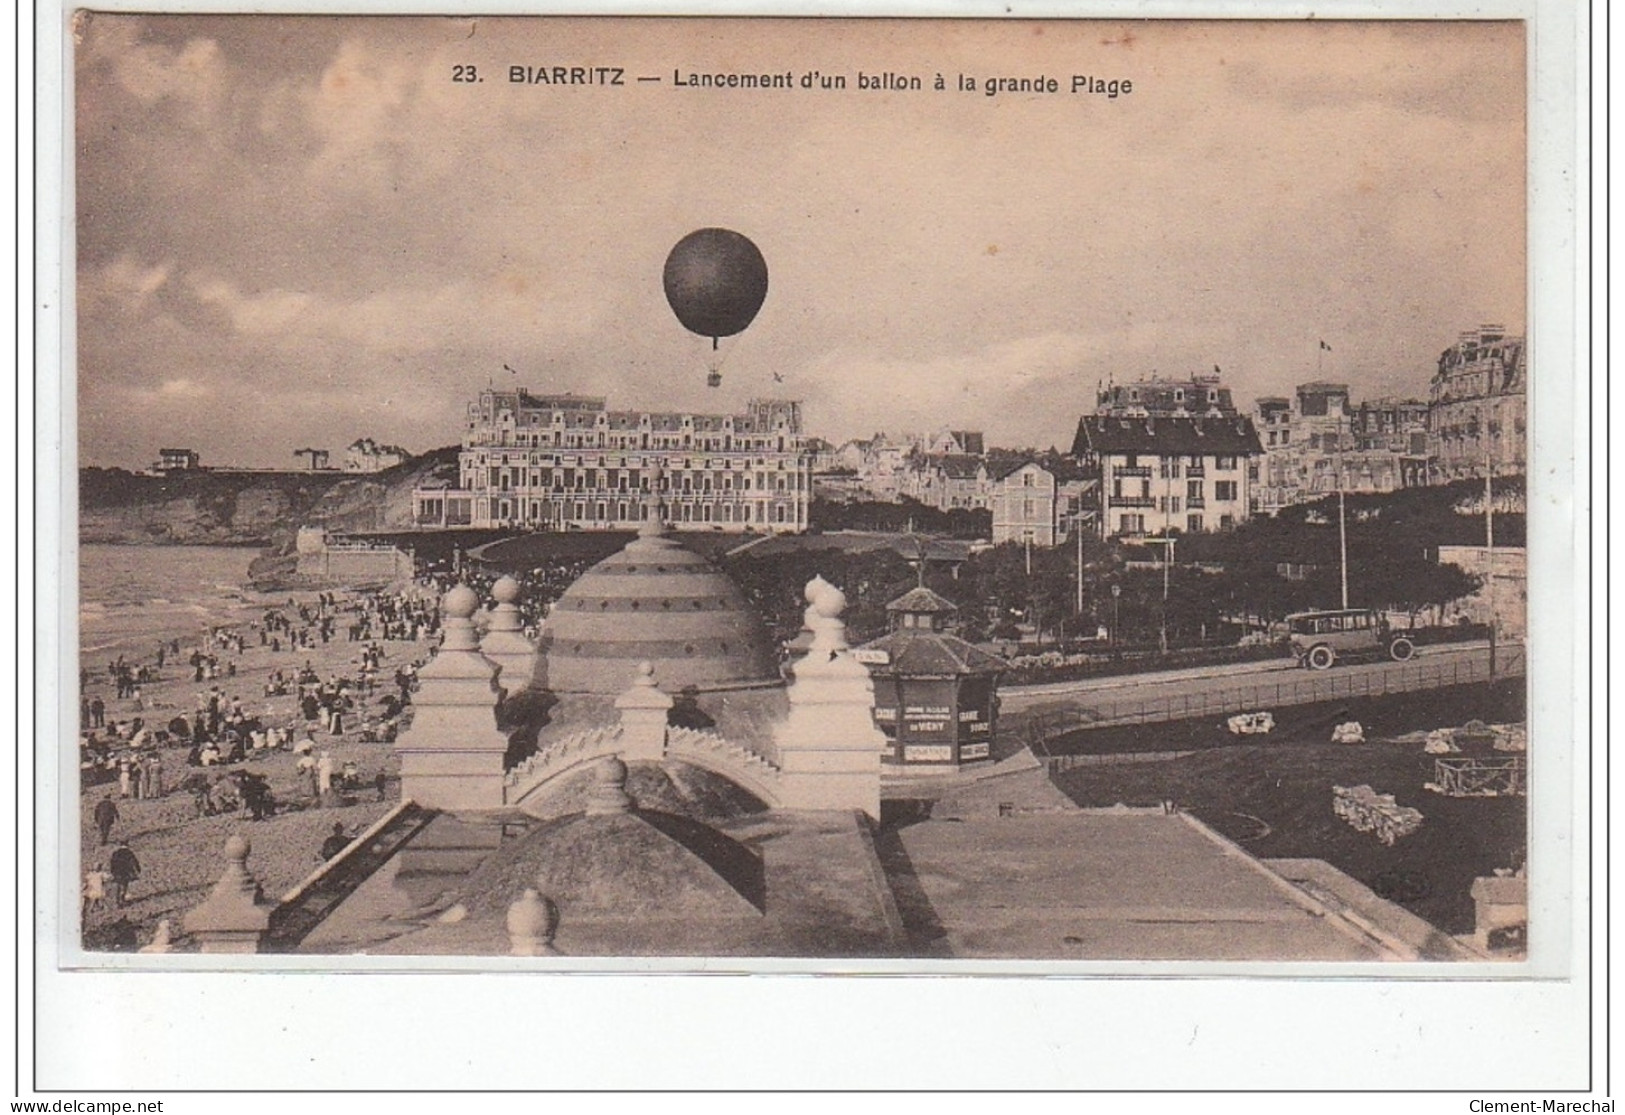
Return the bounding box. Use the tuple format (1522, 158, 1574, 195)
(1017, 644, 1525, 742)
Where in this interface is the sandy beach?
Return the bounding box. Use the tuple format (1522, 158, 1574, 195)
(75, 570, 452, 953)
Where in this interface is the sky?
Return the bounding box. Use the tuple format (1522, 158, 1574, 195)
(74, 16, 1526, 469)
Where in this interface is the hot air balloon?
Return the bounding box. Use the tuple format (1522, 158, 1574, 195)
(663, 228, 769, 387)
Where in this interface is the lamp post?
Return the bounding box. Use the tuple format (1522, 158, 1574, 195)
(1336, 414, 1349, 609)
(1145, 535, 1175, 655)
(1111, 582, 1122, 653)
(1072, 508, 1096, 622)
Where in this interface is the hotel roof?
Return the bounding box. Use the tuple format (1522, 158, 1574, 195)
(1072, 416, 1264, 458)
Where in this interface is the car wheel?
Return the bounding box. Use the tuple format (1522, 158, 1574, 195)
(1389, 637, 1415, 662)
(1307, 644, 1335, 670)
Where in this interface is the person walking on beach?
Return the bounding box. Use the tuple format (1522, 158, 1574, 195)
(317, 750, 334, 799)
(82, 863, 107, 921)
(93, 795, 118, 846)
(296, 750, 319, 800)
(90, 696, 105, 729)
(108, 842, 140, 908)
(117, 757, 132, 799)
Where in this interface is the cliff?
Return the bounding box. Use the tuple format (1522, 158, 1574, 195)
(79, 447, 460, 547)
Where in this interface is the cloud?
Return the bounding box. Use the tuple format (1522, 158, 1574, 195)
(184, 271, 605, 354)
(81, 16, 227, 117)
(72, 16, 1527, 469)
(157, 378, 211, 399)
(90, 257, 172, 306)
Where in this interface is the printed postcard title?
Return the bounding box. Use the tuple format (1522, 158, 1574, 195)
(450, 64, 1133, 99)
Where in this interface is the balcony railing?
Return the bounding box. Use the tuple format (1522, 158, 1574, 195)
(1114, 466, 1153, 478)
(1109, 496, 1157, 509)
(1185, 466, 1206, 478)
(1187, 498, 1206, 509)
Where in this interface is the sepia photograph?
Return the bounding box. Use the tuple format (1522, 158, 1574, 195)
(64, 12, 1541, 969)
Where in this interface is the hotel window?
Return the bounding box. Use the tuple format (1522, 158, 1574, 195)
(1187, 480, 1203, 502)
(1121, 513, 1145, 534)
(1215, 481, 1238, 501)
(1186, 514, 1204, 533)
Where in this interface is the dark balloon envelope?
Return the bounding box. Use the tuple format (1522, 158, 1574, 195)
(662, 228, 769, 343)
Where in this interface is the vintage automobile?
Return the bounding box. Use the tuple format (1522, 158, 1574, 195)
(1285, 608, 1415, 670)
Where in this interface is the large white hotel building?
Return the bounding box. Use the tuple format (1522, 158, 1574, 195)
(413, 389, 812, 532)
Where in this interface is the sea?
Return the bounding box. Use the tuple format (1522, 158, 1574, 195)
(78, 544, 275, 661)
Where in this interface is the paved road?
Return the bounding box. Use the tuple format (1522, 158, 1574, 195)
(1001, 640, 1524, 730)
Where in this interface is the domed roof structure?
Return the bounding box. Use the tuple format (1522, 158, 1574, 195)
(456, 759, 765, 920)
(534, 526, 780, 694)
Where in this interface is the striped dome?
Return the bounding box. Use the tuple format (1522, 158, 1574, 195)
(534, 531, 779, 694)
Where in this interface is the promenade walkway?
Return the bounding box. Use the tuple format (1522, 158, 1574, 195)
(1002, 641, 1524, 736)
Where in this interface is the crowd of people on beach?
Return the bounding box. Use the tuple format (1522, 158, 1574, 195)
(77, 582, 456, 947)
(77, 566, 596, 950)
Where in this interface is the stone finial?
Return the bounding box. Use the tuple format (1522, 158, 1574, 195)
(804, 576, 850, 654)
(213, 834, 262, 903)
(138, 918, 174, 954)
(506, 888, 560, 956)
(614, 663, 672, 762)
(615, 662, 670, 709)
(482, 576, 538, 698)
(586, 756, 635, 815)
(182, 834, 272, 953)
(775, 575, 884, 819)
(440, 585, 482, 652)
(398, 583, 512, 811)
